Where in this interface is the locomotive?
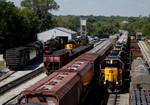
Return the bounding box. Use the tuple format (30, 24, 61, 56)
(100, 31, 129, 91)
(130, 31, 136, 40)
(44, 37, 62, 54)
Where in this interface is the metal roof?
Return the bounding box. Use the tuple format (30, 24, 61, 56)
(38, 27, 77, 35)
(55, 27, 77, 34)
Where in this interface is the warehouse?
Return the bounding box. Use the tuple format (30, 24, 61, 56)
(37, 27, 77, 42)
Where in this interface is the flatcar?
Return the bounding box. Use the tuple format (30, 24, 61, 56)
(100, 31, 129, 91)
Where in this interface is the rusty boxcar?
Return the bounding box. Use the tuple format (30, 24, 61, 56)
(18, 60, 94, 105)
(44, 44, 93, 75)
(18, 72, 81, 105)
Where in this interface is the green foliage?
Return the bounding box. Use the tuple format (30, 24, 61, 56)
(0, 1, 40, 53)
(142, 23, 150, 36)
(21, 0, 59, 31)
(0, 61, 4, 66)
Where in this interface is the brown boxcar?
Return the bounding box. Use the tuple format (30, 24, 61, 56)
(18, 60, 94, 105)
(43, 50, 69, 74)
(57, 60, 93, 102)
(73, 53, 100, 83)
(18, 72, 81, 105)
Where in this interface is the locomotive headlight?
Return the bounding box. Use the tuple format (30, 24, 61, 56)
(116, 81, 119, 85)
(110, 60, 113, 64)
(104, 81, 106, 85)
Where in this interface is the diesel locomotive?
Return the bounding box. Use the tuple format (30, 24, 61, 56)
(100, 31, 129, 91)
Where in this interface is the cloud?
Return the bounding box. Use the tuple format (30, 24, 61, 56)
(88, 1, 99, 6)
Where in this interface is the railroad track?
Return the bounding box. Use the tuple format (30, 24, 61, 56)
(138, 41, 150, 65)
(0, 67, 43, 95)
(107, 91, 120, 105)
(1, 72, 47, 105)
(107, 90, 129, 105)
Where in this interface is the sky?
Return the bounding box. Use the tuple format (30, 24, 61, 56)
(7, 0, 150, 17)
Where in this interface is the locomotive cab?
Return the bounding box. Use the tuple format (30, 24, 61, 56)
(65, 40, 77, 50)
(100, 57, 124, 90)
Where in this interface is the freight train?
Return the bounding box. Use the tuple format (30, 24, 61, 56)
(5, 37, 85, 69)
(43, 44, 93, 75)
(5, 41, 44, 69)
(100, 31, 129, 91)
(18, 39, 114, 105)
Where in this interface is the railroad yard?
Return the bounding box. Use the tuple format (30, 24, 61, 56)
(0, 31, 150, 105)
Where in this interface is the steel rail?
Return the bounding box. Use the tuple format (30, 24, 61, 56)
(0, 67, 43, 95)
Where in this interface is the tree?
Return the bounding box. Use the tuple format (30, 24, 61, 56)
(21, 0, 59, 31)
(142, 23, 150, 36)
(0, 1, 40, 53)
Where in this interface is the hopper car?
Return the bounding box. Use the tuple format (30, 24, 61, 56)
(5, 41, 44, 69)
(100, 31, 130, 91)
(43, 44, 93, 75)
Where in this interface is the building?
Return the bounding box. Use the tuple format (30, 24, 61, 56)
(37, 27, 77, 42)
(120, 21, 129, 24)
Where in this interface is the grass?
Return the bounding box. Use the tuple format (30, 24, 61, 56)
(0, 61, 4, 66)
(0, 61, 6, 71)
